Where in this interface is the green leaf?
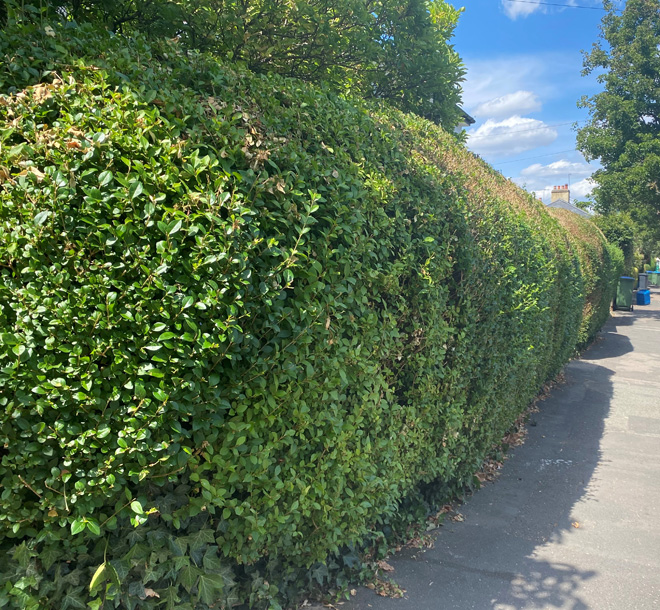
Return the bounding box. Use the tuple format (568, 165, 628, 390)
(7, 143, 26, 159)
(86, 519, 101, 536)
(34, 211, 51, 225)
(107, 562, 121, 587)
(178, 565, 199, 593)
(153, 389, 169, 401)
(0, 333, 19, 345)
(129, 180, 144, 199)
(13, 542, 32, 569)
(89, 562, 107, 592)
(40, 546, 60, 571)
(202, 548, 223, 573)
(186, 529, 215, 551)
(198, 573, 224, 605)
(131, 500, 144, 515)
(169, 219, 183, 236)
(61, 591, 86, 610)
(98, 170, 113, 186)
(71, 518, 85, 535)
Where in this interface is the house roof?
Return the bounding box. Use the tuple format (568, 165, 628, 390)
(546, 200, 592, 218)
(457, 107, 475, 126)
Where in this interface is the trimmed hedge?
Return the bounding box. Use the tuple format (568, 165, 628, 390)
(0, 19, 621, 610)
(548, 209, 624, 346)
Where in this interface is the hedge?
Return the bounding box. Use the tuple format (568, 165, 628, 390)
(548, 209, 624, 346)
(0, 19, 622, 610)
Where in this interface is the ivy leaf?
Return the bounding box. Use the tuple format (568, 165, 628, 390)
(61, 591, 87, 610)
(186, 529, 215, 551)
(40, 546, 60, 571)
(131, 500, 144, 515)
(13, 542, 32, 569)
(178, 565, 200, 593)
(197, 574, 225, 605)
(202, 547, 223, 573)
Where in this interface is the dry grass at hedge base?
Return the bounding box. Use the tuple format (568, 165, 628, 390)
(0, 19, 623, 610)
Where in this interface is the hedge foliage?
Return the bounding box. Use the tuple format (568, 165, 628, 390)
(0, 19, 622, 610)
(547, 209, 624, 346)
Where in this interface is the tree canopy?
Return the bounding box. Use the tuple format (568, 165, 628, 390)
(576, 0, 660, 231)
(4, 0, 466, 128)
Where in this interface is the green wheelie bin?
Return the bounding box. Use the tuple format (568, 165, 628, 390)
(614, 276, 635, 311)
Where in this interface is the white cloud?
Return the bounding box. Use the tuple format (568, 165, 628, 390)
(467, 116, 557, 157)
(520, 159, 592, 180)
(461, 52, 595, 116)
(500, 0, 595, 20)
(569, 177, 596, 200)
(473, 90, 541, 120)
(460, 55, 568, 116)
(501, 0, 546, 19)
(462, 57, 546, 112)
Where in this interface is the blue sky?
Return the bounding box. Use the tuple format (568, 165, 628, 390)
(453, 0, 622, 203)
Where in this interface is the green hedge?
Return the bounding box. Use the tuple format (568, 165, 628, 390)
(548, 209, 624, 346)
(0, 20, 621, 610)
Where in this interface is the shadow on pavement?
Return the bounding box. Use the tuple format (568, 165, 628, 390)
(348, 357, 615, 610)
(499, 561, 596, 610)
(581, 330, 633, 360)
(611, 307, 660, 327)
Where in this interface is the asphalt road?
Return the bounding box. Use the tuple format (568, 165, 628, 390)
(345, 290, 660, 610)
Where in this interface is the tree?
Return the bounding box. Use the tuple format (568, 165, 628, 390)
(572, 199, 594, 212)
(593, 211, 636, 271)
(576, 0, 660, 231)
(10, 0, 465, 129)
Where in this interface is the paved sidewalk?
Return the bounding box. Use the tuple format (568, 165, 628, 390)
(347, 292, 660, 610)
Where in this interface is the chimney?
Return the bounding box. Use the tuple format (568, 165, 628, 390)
(551, 184, 570, 204)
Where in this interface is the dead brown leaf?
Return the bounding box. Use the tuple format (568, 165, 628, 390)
(32, 84, 53, 103)
(377, 560, 394, 572)
(371, 577, 405, 598)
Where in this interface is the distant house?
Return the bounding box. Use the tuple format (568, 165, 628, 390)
(546, 184, 592, 218)
(454, 107, 475, 133)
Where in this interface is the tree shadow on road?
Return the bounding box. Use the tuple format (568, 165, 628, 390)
(348, 359, 614, 610)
